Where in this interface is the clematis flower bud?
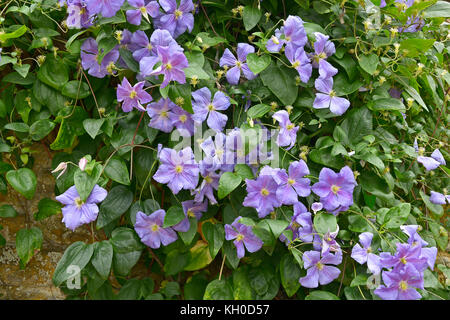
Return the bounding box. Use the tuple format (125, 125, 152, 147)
(51, 162, 67, 179)
(78, 157, 88, 171)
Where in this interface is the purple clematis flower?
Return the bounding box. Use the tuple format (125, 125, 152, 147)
(147, 97, 176, 132)
(80, 38, 119, 78)
(172, 200, 208, 232)
(153, 147, 199, 194)
(380, 243, 428, 273)
(285, 45, 312, 83)
(140, 45, 188, 88)
(192, 165, 220, 204)
(117, 77, 152, 112)
(200, 132, 235, 171)
(55, 185, 107, 231)
(192, 87, 230, 132)
(429, 191, 450, 205)
(351, 232, 381, 274)
(170, 105, 195, 136)
(273, 160, 311, 205)
(66, 0, 93, 29)
(311, 166, 357, 214)
(225, 216, 263, 259)
(134, 210, 178, 248)
(299, 250, 342, 288)
(272, 110, 299, 150)
(219, 43, 257, 85)
(155, 0, 194, 38)
(400, 225, 437, 270)
(313, 77, 350, 116)
(85, 0, 124, 18)
(417, 149, 446, 171)
(311, 32, 337, 78)
(374, 265, 424, 300)
(243, 174, 282, 218)
(266, 15, 307, 53)
(321, 226, 341, 255)
(126, 0, 159, 25)
(130, 31, 154, 62)
(280, 202, 314, 244)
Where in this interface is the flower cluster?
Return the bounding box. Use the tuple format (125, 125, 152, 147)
(351, 226, 437, 300)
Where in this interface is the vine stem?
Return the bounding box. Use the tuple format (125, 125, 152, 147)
(80, 68, 102, 118)
(219, 254, 226, 281)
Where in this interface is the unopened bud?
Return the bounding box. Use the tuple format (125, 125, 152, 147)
(51, 162, 68, 179)
(407, 98, 414, 108)
(78, 157, 88, 171)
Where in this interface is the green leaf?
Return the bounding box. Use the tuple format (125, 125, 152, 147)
(359, 54, 379, 75)
(280, 254, 301, 297)
(234, 164, 254, 180)
(0, 204, 17, 218)
(53, 241, 94, 286)
(247, 103, 271, 118)
(184, 241, 213, 271)
(96, 36, 118, 63)
(305, 290, 340, 300)
(110, 227, 145, 253)
(15, 227, 43, 268)
(419, 190, 444, 217)
(313, 212, 337, 235)
(113, 250, 142, 276)
(340, 107, 373, 148)
(260, 62, 298, 105)
(383, 203, 410, 229)
(13, 64, 31, 78)
(83, 118, 105, 139)
(91, 241, 113, 279)
(179, 218, 199, 246)
(423, 1, 450, 17)
(33, 198, 62, 221)
(203, 279, 233, 300)
(163, 206, 185, 228)
(104, 156, 130, 186)
(29, 119, 55, 141)
(4, 122, 30, 133)
(242, 6, 261, 31)
(37, 56, 69, 90)
(74, 163, 102, 202)
(233, 266, 255, 299)
(184, 273, 208, 299)
(119, 48, 139, 72)
(164, 250, 190, 276)
(0, 25, 27, 42)
(369, 98, 405, 112)
(97, 186, 134, 229)
(348, 215, 372, 233)
(195, 32, 227, 46)
(202, 222, 225, 259)
(218, 172, 242, 199)
(168, 83, 193, 113)
(246, 53, 271, 75)
(61, 81, 90, 99)
(400, 39, 435, 57)
(6, 168, 37, 200)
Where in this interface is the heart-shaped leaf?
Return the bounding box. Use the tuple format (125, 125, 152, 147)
(6, 168, 37, 199)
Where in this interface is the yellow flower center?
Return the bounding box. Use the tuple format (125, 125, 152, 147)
(140, 6, 147, 14)
(179, 114, 187, 123)
(331, 185, 341, 194)
(204, 175, 213, 184)
(175, 9, 183, 19)
(329, 90, 336, 98)
(285, 36, 291, 42)
(207, 103, 215, 111)
(151, 224, 159, 232)
(366, 247, 372, 253)
(160, 111, 168, 118)
(316, 262, 324, 270)
(236, 60, 242, 68)
(292, 222, 300, 229)
(286, 123, 295, 130)
(166, 63, 172, 70)
(400, 257, 407, 265)
(74, 197, 84, 208)
(399, 280, 408, 291)
(216, 148, 224, 157)
(288, 178, 295, 185)
(80, 8, 86, 15)
(271, 35, 279, 45)
(129, 90, 137, 99)
(292, 60, 300, 68)
(187, 209, 196, 218)
(175, 165, 183, 173)
(236, 234, 245, 241)
(147, 43, 153, 50)
(260, 188, 270, 196)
